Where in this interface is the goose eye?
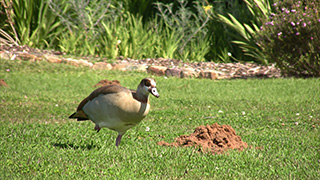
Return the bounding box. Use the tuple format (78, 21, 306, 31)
(145, 80, 151, 86)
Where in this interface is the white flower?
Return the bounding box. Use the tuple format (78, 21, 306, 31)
(218, 110, 223, 113)
(227, 52, 232, 56)
(242, 111, 246, 115)
(117, 40, 121, 44)
(145, 127, 150, 132)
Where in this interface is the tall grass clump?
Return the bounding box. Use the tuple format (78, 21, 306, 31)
(0, 0, 62, 48)
(155, 0, 210, 62)
(257, 0, 320, 77)
(48, 0, 123, 57)
(100, 13, 165, 59)
(49, 0, 185, 60)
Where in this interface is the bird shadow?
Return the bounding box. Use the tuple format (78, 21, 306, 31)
(53, 142, 99, 150)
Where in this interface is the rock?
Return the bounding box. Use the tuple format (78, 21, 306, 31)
(181, 68, 199, 78)
(0, 51, 11, 60)
(63, 58, 93, 67)
(248, 66, 260, 74)
(165, 68, 181, 77)
(63, 58, 78, 66)
(92, 62, 112, 70)
(44, 55, 62, 63)
(112, 63, 128, 71)
(147, 65, 167, 76)
(126, 64, 147, 72)
(77, 59, 93, 67)
(200, 70, 228, 80)
(16, 53, 41, 61)
(199, 70, 219, 80)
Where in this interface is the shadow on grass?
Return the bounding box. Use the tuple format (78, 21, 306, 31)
(53, 142, 99, 150)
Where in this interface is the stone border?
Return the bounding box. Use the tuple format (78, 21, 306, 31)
(0, 50, 282, 80)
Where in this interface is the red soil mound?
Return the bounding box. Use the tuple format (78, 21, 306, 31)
(157, 123, 248, 155)
(0, 79, 8, 87)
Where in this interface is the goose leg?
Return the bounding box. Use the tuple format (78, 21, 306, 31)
(94, 124, 101, 132)
(115, 134, 123, 147)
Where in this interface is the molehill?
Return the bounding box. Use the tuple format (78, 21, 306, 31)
(158, 123, 248, 155)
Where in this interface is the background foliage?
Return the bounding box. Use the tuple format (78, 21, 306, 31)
(1, 0, 320, 76)
(0, 0, 260, 61)
(257, 0, 320, 77)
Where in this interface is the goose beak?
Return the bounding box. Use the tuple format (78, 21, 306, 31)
(150, 87, 160, 98)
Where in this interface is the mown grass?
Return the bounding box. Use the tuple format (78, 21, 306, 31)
(1, 59, 319, 179)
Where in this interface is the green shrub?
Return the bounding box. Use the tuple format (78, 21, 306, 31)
(257, 0, 320, 77)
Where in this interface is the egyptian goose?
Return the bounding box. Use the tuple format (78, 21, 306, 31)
(69, 78, 159, 147)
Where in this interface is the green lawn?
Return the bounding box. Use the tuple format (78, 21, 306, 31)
(1, 59, 319, 179)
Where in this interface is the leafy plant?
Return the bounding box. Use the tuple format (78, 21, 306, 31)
(0, 28, 19, 46)
(1, 0, 63, 48)
(257, 0, 320, 77)
(206, 0, 274, 64)
(0, 0, 19, 45)
(49, 0, 122, 56)
(154, 24, 181, 59)
(57, 31, 83, 55)
(115, 13, 155, 59)
(100, 12, 158, 59)
(155, 0, 210, 61)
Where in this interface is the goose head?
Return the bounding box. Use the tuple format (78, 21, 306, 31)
(137, 78, 160, 98)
